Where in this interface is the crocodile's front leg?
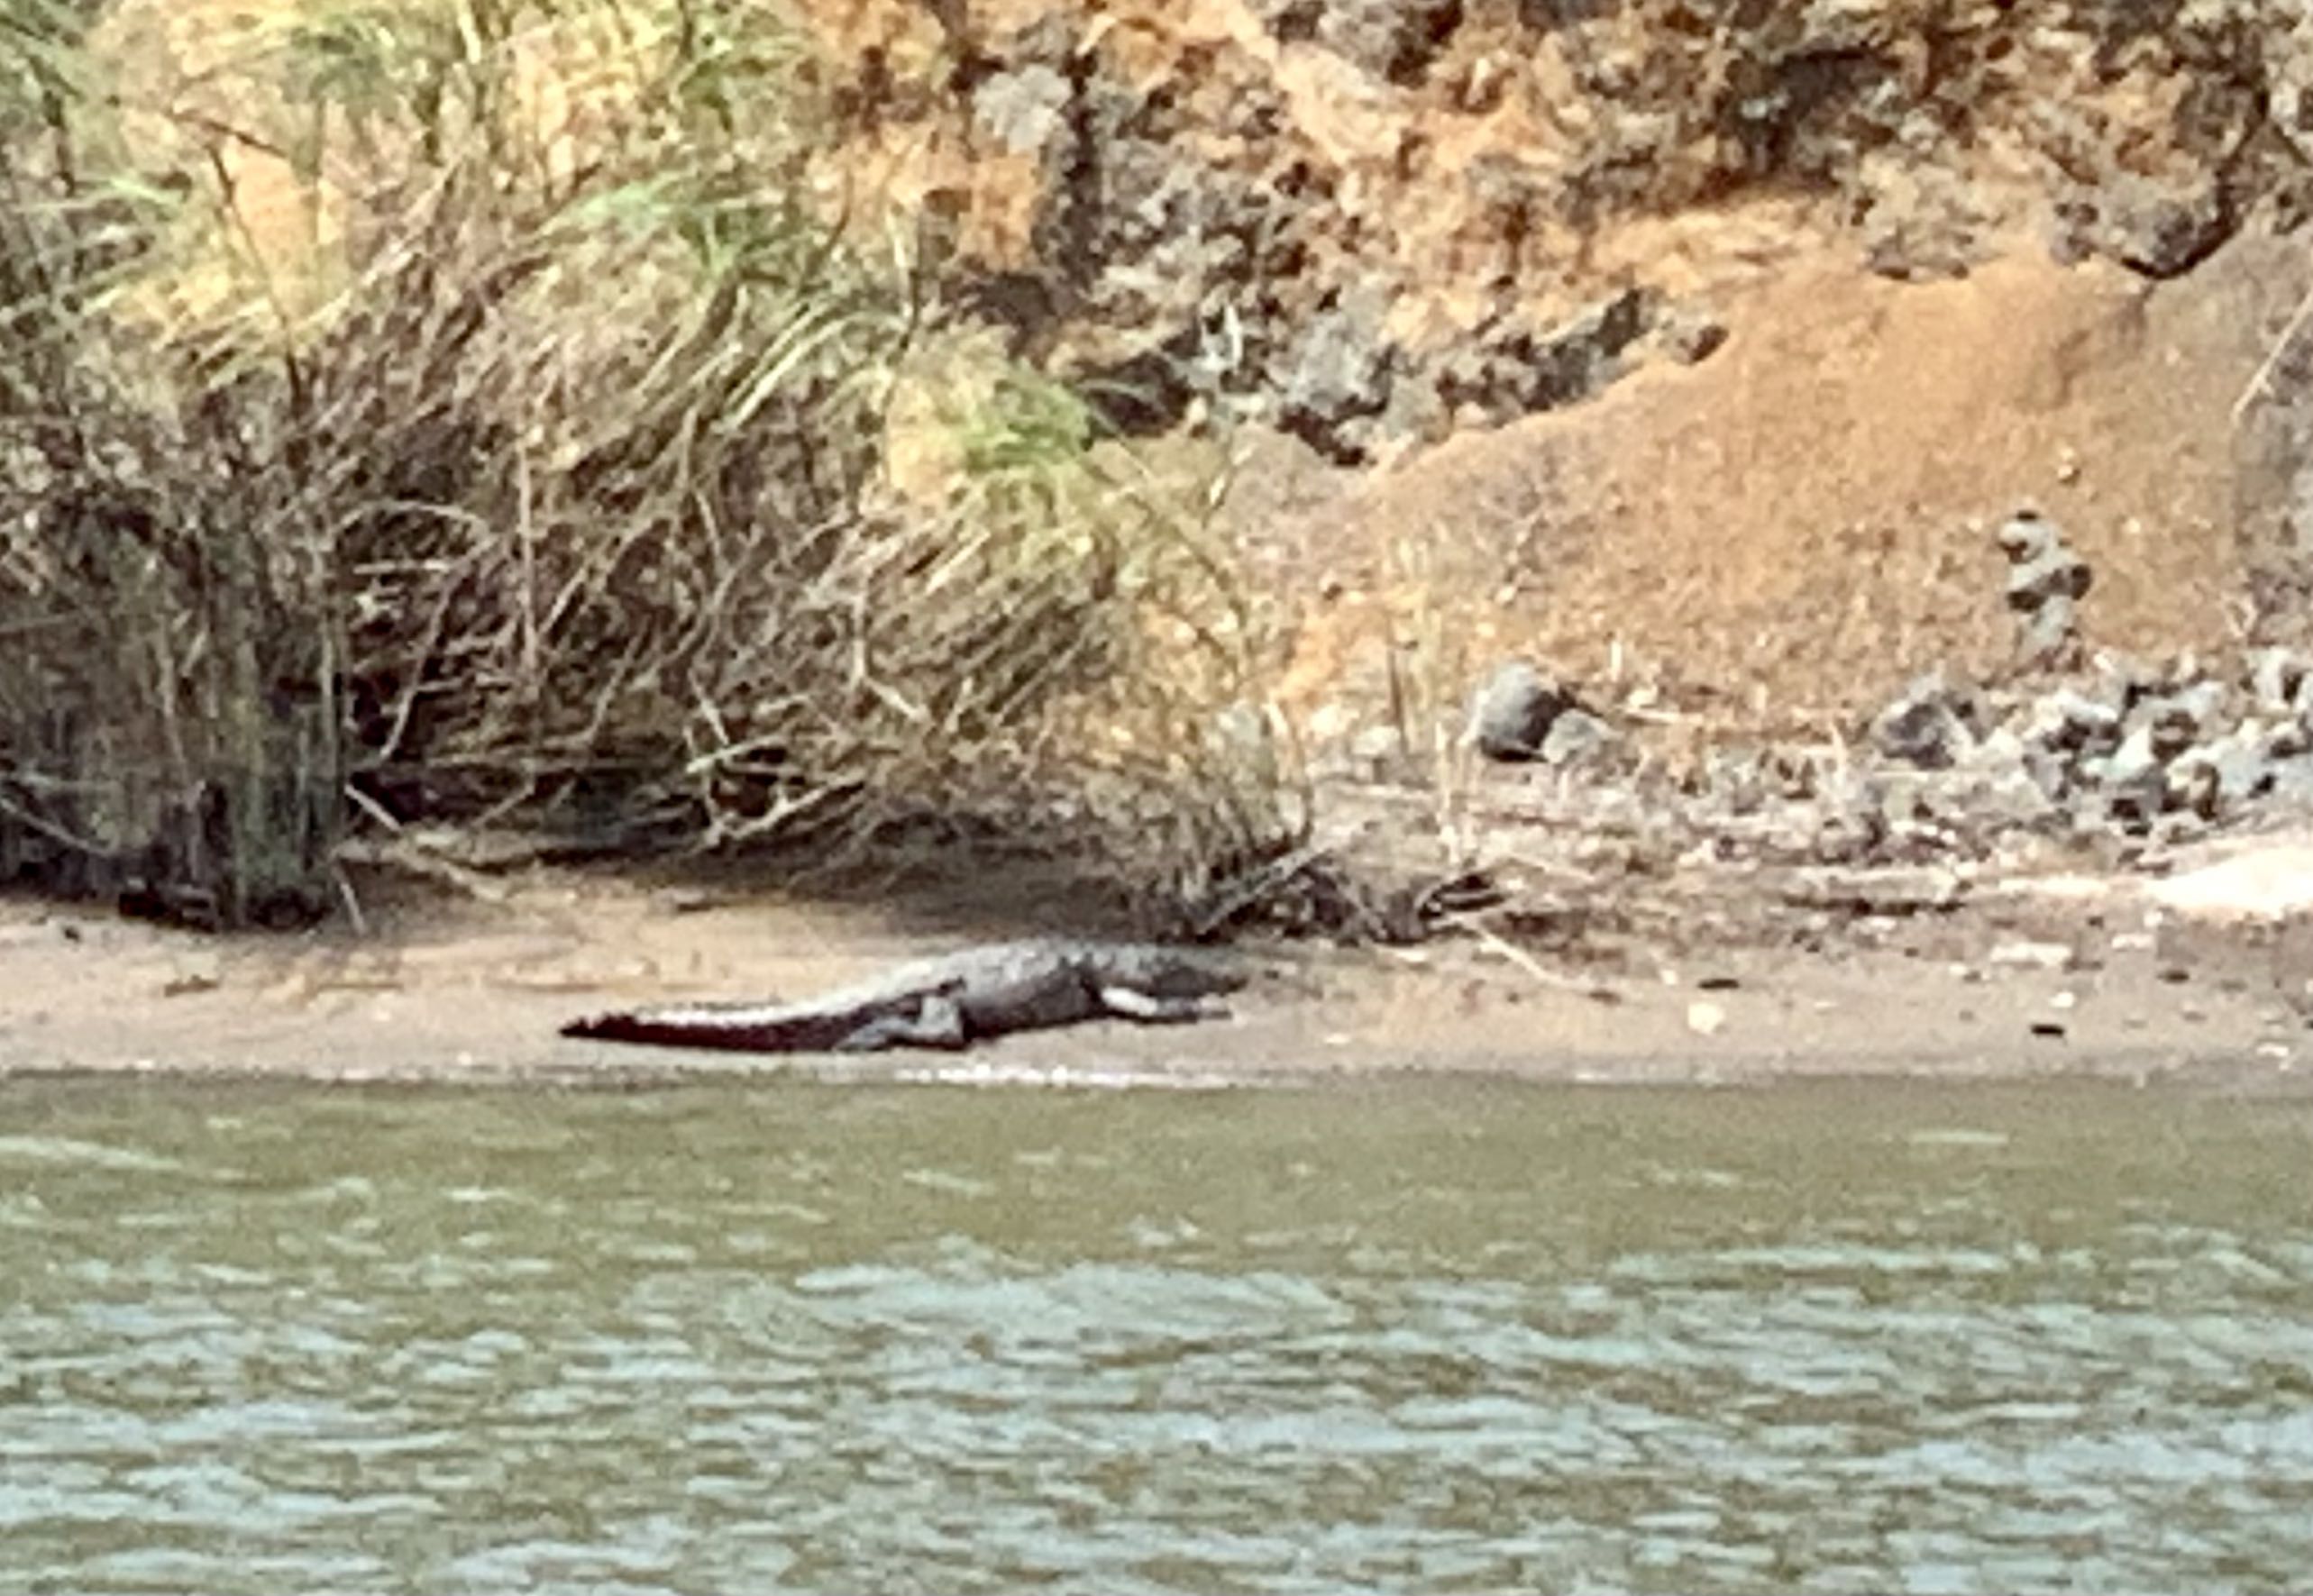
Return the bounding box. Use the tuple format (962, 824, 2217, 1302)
(1098, 986, 1232, 1025)
(835, 993, 971, 1051)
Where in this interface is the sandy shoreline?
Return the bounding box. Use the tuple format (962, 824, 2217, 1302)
(6, 829, 2313, 1095)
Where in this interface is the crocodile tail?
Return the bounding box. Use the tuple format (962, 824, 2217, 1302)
(559, 1008, 814, 1053)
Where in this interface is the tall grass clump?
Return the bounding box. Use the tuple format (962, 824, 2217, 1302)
(0, 0, 1302, 926)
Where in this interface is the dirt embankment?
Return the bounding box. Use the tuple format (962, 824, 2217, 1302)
(776, 0, 2313, 740)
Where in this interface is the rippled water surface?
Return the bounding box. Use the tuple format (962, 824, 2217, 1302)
(5, 1075, 2313, 1593)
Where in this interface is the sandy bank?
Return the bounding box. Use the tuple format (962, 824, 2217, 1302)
(5, 831, 2312, 1094)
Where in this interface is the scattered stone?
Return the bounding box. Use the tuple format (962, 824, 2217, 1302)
(1659, 308, 1729, 365)
(1349, 725, 1408, 780)
(1279, 283, 1396, 461)
(1437, 288, 1656, 425)
(2060, 174, 2236, 280)
(1778, 866, 1966, 916)
(1988, 939, 2071, 971)
(971, 67, 1072, 155)
(1872, 669, 1979, 770)
(1686, 999, 1726, 1036)
(1469, 661, 1576, 762)
(1997, 509, 2091, 670)
(2270, 756, 2313, 807)
(2029, 1020, 2069, 1039)
(2096, 725, 2169, 827)
(2249, 647, 2313, 716)
(1312, 0, 1466, 85)
(2022, 686, 2121, 754)
(160, 959, 222, 998)
(1540, 708, 1615, 768)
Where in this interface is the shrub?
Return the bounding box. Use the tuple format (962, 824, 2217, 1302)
(0, 0, 1302, 926)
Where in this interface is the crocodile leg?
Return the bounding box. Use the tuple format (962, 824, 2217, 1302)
(835, 993, 972, 1051)
(1098, 986, 1231, 1025)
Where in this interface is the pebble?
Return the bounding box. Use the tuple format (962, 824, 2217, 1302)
(1988, 939, 2072, 971)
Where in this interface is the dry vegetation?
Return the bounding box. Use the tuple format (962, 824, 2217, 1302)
(0, 0, 1303, 928)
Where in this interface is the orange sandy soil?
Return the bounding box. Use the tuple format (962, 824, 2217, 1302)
(4, 833, 2310, 1093)
(1247, 233, 2310, 741)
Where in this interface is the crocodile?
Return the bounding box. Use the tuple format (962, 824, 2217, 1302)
(559, 939, 1245, 1054)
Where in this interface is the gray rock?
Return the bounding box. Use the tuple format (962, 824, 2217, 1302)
(1659, 308, 1729, 365)
(1436, 288, 1656, 425)
(2261, 716, 2313, 762)
(2171, 733, 2273, 820)
(2092, 724, 2169, 828)
(1996, 510, 2091, 669)
(2087, 652, 2157, 716)
(1995, 508, 2061, 567)
(2017, 599, 2084, 670)
(2125, 681, 2226, 762)
(972, 67, 1073, 155)
(1540, 708, 1615, 767)
(1871, 670, 1979, 770)
(2060, 174, 2236, 280)
(1279, 283, 1396, 461)
(1955, 727, 2060, 822)
(1312, 0, 1464, 85)
(2269, 755, 2313, 808)
(2249, 646, 2313, 716)
(2002, 543, 2092, 613)
(2103, 723, 2164, 783)
(2020, 687, 2121, 757)
(1469, 661, 1575, 761)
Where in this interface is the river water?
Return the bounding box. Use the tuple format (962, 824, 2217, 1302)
(4, 1075, 2311, 1594)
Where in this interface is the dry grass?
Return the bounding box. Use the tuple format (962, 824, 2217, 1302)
(0, 0, 1301, 927)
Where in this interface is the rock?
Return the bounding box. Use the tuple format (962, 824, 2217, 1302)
(2060, 173, 2237, 280)
(2125, 684, 2225, 763)
(1436, 288, 1656, 426)
(1348, 724, 1407, 780)
(1658, 307, 1729, 365)
(1998, 513, 2092, 611)
(2020, 687, 2121, 757)
(1988, 939, 2072, 971)
(972, 67, 1073, 156)
(1278, 283, 1396, 461)
(1540, 707, 1615, 767)
(1469, 661, 1575, 761)
(1956, 725, 2062, 819)
(1871, 670, 1979, 771)
(2249, 647, 2313, 716)
(2018, 601, 2083, 670)
(2269, 755, 2313, 808)
(2093, 724, 2169, 826)
(2263, 716, 2313, 762)
(1860, 160, 2000, 282)
(1996, 510, 2091, 670)
(2178, 732, 2277, 810)
(1312, 0, 1465, 85)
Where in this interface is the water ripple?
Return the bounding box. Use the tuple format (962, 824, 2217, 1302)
(3, 1077, 2311, 1593)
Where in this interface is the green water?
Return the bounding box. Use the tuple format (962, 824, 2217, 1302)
(4, 1076, 2312, 1594)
